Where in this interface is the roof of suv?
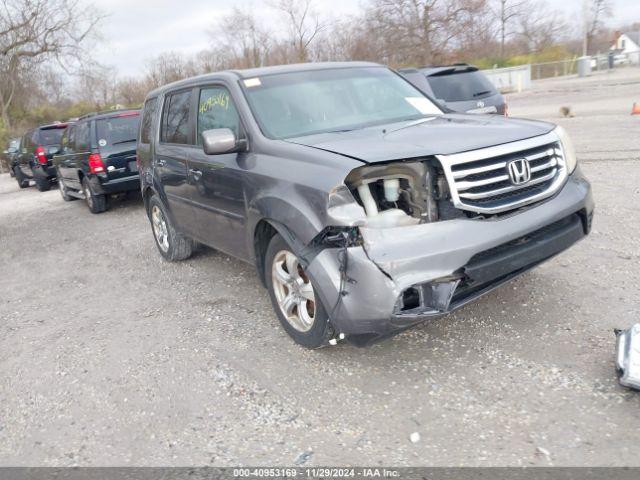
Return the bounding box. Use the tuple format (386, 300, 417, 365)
(38, 122, 70, 130)
(79, 109, 140, 121)
(147, 61, 382, 97)
(400, 63, 478, 76)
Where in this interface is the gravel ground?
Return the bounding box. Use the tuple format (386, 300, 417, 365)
(1, 68, 639, 467)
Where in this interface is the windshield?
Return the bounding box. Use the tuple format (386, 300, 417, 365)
(242, 67, 442, 139)
(39, 127, 65, 146)
(426, 70, 497, 102)
(96, 114, 140, 149)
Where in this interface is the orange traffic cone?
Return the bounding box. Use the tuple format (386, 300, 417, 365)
(632, 103, 640, 115)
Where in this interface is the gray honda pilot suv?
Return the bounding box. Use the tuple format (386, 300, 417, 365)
(138, 62, 594, 348)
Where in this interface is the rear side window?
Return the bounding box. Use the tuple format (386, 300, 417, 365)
(39, 127, 65, 146)
(22, 132, 33, 150)
(61, 125, 76, 154)
(76, 122, 91, 151)
(197, 87, 240, 144)
(161, 90, 192, 144)
(140, 98, 158, 144)
(427, 70, 497, 102)
(96, 114, 140, 149)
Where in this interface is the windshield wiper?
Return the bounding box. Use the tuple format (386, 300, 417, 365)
(473, 90, 491, 97)
(111, 139, 137, 145)
(324, 128, 355, 134)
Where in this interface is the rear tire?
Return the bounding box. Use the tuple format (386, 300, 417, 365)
(265, 233, 332, 348)
(14, 167, 29, 189)
(58, 176, 76, 202)
(82, 177, 106, 213)
(147, 195, 193, 261)
(35, 176, 51, 192)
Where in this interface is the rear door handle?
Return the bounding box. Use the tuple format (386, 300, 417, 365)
(189, 168, 202, 180)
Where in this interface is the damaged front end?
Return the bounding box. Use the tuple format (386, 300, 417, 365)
(303, 136, 593, 345)
(305, 157, 469, 342)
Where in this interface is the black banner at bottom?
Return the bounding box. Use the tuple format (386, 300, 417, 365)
(1, 468, 640, 480)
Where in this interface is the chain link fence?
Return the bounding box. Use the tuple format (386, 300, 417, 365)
(531, 52, 640, 80)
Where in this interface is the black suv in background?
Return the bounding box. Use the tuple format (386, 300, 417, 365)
(14, 123, 69, 191)
(400, 64, 506, 115)
(4, 137, 20, 177)
(54, 110, 141, 213)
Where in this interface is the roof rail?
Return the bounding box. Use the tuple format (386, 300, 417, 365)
(78, 108, 140, 121)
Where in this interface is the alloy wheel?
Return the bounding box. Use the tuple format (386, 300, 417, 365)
(151, 205, 170, 253)
(271, 250, 316, 332)
(83, 181, 93, 209)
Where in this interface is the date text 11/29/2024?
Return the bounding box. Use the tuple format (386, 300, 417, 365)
(233, 468, 400, 478)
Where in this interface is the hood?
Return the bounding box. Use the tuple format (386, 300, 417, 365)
(285, 114, 555, 163)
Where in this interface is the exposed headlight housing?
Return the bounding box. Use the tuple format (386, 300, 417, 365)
(555, 126, 577, 174)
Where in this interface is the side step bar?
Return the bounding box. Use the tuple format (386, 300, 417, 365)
(67, 189, 86, 200)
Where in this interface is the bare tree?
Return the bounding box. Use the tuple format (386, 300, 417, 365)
(116, 76, 148, 107)
(517, 0, 565, 54)
(0, 0, 103, 130)
(584, 0, 611, 54)
(493, 0, 526, 58)
(76, 63, 117, 110)
(270, 0, 327, 62)
(365, 0, 487, 67)
(144, 51, 193, 89)
(209, 6, 271, 69)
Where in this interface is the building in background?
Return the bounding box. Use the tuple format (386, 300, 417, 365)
(611, 31, 640, 64)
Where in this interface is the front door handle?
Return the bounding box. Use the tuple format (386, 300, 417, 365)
(189, 168, 202, 180)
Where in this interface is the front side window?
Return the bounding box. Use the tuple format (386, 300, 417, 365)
(140, 97, 158, 144)
(197, 87, 240, 145)
(161, 90, 192, 144)
(242, 67, 442, 139)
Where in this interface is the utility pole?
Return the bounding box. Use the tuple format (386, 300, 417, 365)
(582, 0, 589, 56)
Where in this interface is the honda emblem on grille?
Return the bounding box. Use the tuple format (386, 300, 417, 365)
(507, 158, 531, 185)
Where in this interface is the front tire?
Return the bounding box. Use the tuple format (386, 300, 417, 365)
(82, 177, 106, 213)
(147, 195, 193, 261)
(14, 167, 29, 188)
(265, 233, 332, 348)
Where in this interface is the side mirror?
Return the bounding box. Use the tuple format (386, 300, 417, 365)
(201, 128, 242, 155)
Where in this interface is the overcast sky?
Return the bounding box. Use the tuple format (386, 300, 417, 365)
(94, 0, 640, 77)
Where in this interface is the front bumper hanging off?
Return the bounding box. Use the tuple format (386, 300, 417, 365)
(307, 167, 594, 340)
(616, 324, 640, 391)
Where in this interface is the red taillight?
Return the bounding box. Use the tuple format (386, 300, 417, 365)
(35, 145, 47, 165)
(88, 153, 105, 174)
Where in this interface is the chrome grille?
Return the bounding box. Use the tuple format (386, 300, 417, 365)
(437, 131, 568, 214)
